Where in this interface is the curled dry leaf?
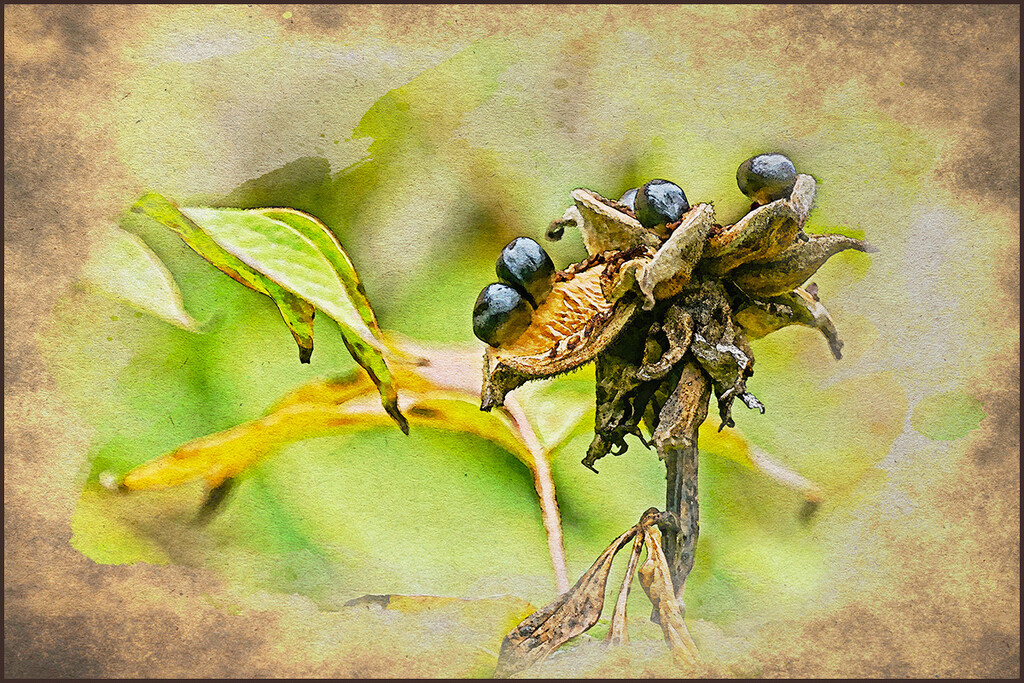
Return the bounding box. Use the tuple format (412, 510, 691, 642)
(637, 522, 700, 666)
(606, 522, 646, 646)
(494, 525, 638, 678)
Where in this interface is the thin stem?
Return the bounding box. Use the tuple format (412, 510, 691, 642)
(503, 398, 571, 594)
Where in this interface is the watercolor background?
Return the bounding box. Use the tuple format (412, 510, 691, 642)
(4, 4, 1019, 677)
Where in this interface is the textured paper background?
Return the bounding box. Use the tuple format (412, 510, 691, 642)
(4, 4, 1019, 677)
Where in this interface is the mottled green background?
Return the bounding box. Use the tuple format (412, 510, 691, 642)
(4, 4, 1019, 677)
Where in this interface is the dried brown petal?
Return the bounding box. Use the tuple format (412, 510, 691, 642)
(637, 305, 694, 382)
(729, 233, 876, 297)
(652, 361, 712, 461)
(582, 317, 660, 472)
(606, 530, 646, 646)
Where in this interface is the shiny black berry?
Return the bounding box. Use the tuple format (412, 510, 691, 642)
(737, 153, 797, 204)
(634, 179, 689, 229)
(618, 187, 638, 211)
(473, 283, 533, 347)
(496, 237, 555, 307)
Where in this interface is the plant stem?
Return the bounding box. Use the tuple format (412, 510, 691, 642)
(503, 398, 570, 593)
(661, 361, 711, 606)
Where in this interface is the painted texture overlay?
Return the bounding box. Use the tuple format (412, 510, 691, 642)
(5, 4, 1019, 677)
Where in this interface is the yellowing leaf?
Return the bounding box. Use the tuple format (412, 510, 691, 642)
(122, 390, 531, 490)
(113, 338, 572, 593)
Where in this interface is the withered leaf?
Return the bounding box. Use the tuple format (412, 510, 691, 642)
(606, 521, 647, 646)
(637, 523, 700, 666)
(494, 525, 638, 677)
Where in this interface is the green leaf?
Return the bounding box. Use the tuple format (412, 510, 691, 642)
(256, 208, 406, 431)
(178, 206, 385, 353)
(132, 192, 403, 428)
(131, 193, 316, 363)
(80, 224, 200, 332)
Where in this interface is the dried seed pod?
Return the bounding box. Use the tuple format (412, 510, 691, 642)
(481, 252, 643, 410)
(701, 174, 817, 276)
(733, 286, 844, 360)
(729, 233, 876, 297)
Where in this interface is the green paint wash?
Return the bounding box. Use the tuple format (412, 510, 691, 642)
(912, 391, 986, 441)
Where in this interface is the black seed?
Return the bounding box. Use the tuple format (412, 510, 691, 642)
(473, 283, 533, 347)
(496, 237, 555, 306)
(546, 222, 565, 241)
(634, 179, 689, 229)
(737, 153, 797, 204)
(618, 187, 638, 211)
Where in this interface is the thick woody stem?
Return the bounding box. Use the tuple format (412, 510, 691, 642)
(661, 361, 712, 606)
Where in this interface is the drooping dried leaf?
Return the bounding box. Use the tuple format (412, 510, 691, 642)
(637, 523, 700, 666)
(494, 525, 638, 677)
(606, 530, 645, 646)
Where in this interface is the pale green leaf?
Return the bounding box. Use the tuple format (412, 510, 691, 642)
(80, 224, 199, 332)
(131, 193, 316, 363)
